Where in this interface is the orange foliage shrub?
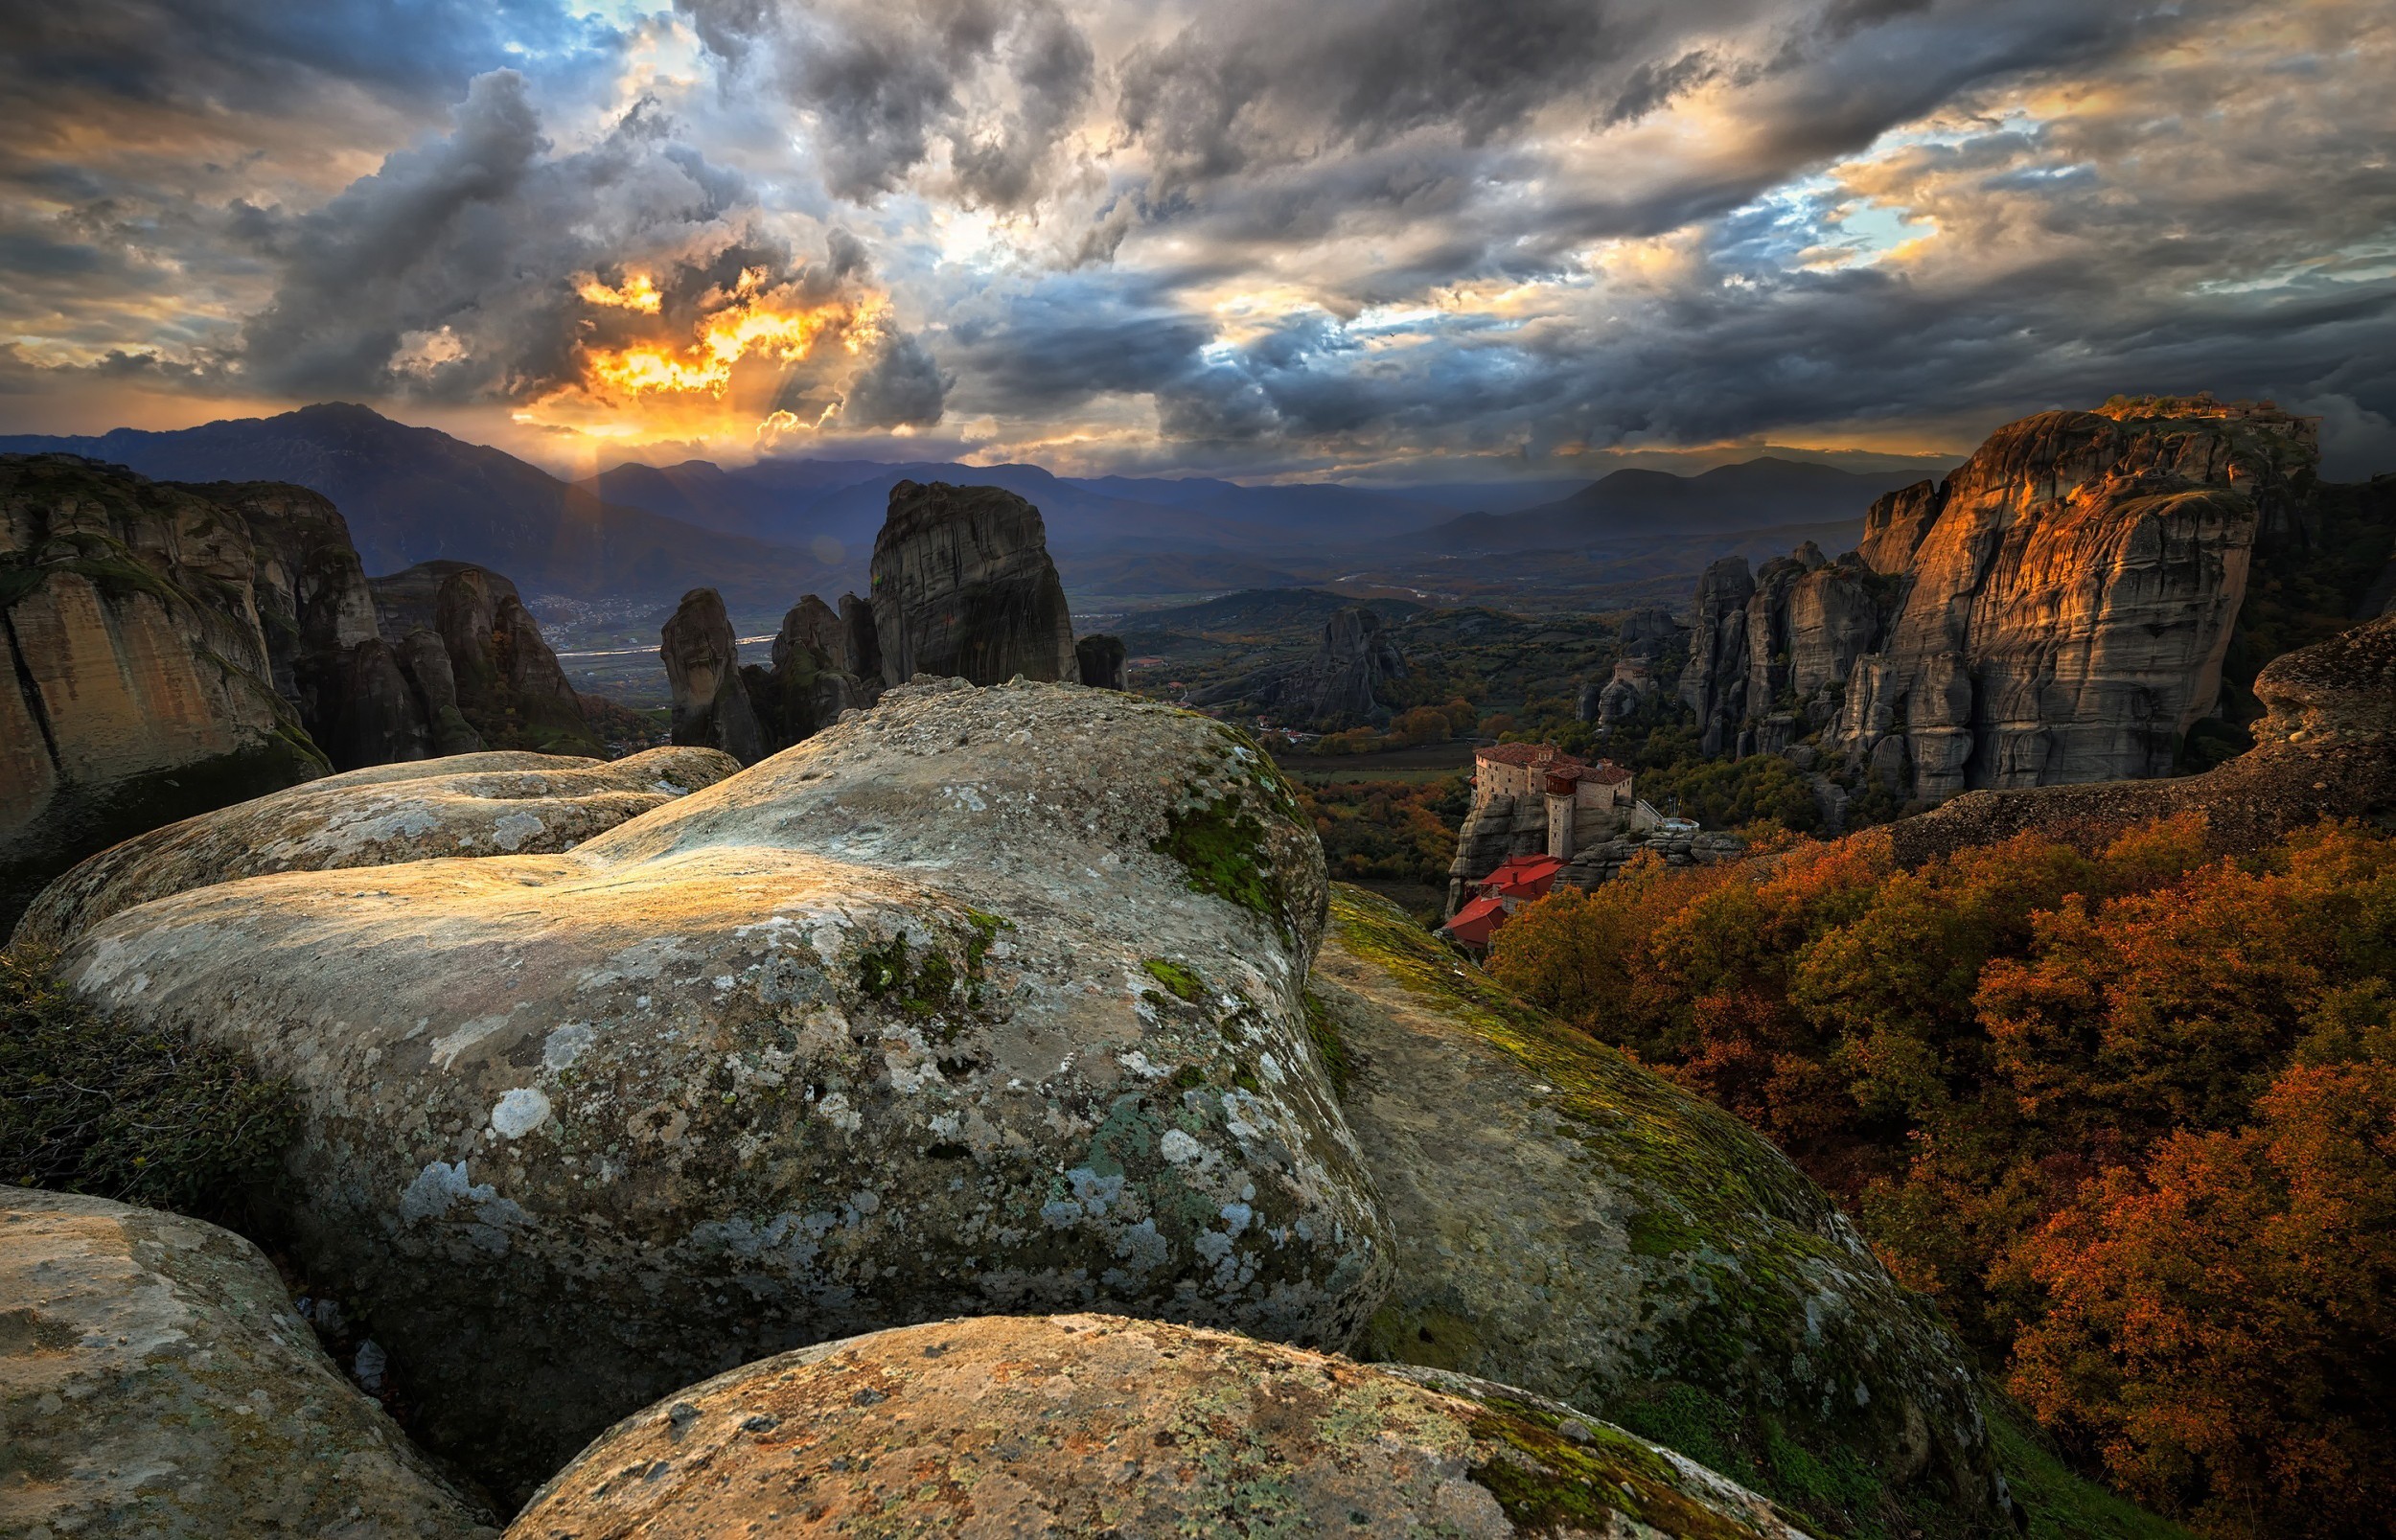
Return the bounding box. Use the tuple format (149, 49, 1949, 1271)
(1486, 816, 2396, 1536)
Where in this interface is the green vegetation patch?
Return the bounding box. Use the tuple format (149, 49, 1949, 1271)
(1464, 1398, 1833, 1540)
(1, 947, 301, 1224)
(1985, 1397, 2197, 1540)
(1302, 990, 1350, 1097)
(856, 910, 1013, 1038)
(1142, 957, 1206, 1002)
(1153, 794, 1287, 933)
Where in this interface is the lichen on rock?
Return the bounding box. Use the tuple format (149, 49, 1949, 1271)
(509, 1313, 1826, 1539)
(55, 678, 1386, 1501)
(12, 745, 739, 948)
(0, 1188, 495, 1539)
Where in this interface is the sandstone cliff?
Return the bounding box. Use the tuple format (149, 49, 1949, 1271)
(868, 480, 1077, 686)
(1881, 606, 2396, 869)
(740, 591, 877, 755)
(0, 455, 330, 931)
(1076, 631, 1128, 689)
(1685, 396, 2322, 803)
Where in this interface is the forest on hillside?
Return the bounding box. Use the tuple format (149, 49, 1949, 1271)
(1484, 816, 2396, 1540)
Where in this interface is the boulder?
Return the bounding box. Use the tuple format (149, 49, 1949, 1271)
(12, 747, 739, 949)
(867, 481, 1077, 686)
(0, 1188, 495, 1539)
(1076, 632, 1129, 690)
(0, 455, 330, 933)
(660, 586, 765, 764)
(57, 680, 1384, 1499)
(510, 1314, 1817, 1540)
(1315, 885, 2005, 1533)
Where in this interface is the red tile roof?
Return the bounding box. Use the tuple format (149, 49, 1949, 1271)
(1440, 894, 1509, 946)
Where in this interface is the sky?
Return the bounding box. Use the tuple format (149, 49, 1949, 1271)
(1, 0, 2392, 482)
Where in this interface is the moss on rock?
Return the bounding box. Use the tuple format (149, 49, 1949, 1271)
(1318, 882, 2006, 1539)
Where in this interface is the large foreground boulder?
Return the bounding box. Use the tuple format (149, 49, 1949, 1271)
(1315, 885, 2005, 1535)
(0, 1189, 495, 1539)
(58, 680, 1384, 1499)
(511, 1313, 1819, 1539)
(12, 747, 739, 949)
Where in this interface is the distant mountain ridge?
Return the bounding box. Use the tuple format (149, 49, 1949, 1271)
(1417, 455, 1944, 554)
(0, 404, 837, 603)
(1, 403, 1948, 602)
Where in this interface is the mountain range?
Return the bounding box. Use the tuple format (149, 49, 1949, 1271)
(1, 403, 1947, 601)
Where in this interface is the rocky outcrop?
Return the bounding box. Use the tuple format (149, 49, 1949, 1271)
(0, 455, 331, 931)
(660, 586, 765, 764)
(0, 1188, 495, 1539)
(12, 747, 738, 949)
(1680, 557, 1757, 756)
(57, 679, 1379, 1499)
(1883, 608, 2396, 870)
(512, 1314, 1819, 1540)
(741, 593, 877, 755)
(1317, 886, 2003, 1533)
(868, 480, 1077, 687)
(368, 561, 601, 760)
(1559, 823, 1746, 887)
(1193, 605, 1409, 729)
(1585, 608, 1682, 725)
(1685, 398, 2321, 803)
(1076, 632, 1128, 689)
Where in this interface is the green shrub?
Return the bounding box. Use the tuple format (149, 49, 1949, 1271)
(0, 947, 299, 1220)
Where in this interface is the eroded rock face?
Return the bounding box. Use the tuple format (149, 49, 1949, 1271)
(1685, 399, 2320, 805)
(743, 594, 874, 755)
(0, 1189, 495, 1540)
(510, 1314, 1817, 1540)
(0, 455, 330, 931)
(1315, 885, 2004, 1534)
(868, 481, 1077, 686)
(59, 680, 1383, 1499)
(12, 746, 738, 949)
(661, 586, 765, 764)
(1884, 609, 2396, 869)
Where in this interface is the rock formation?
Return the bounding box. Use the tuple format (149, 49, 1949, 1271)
(0, 455, 331, 931)
(660, 586, 765, 764)
(1882, 607, 2396, 869)
(511, 1314, 1820, 1540)
(56, 679, 1375, 1499)
(366, 561, 602, 760)
(1317, 886, 2003, 1531)
(867, 480, 1077, 686)
(1586, 607, 1682, 724)
(1076, 631, 1129, 689)
(1193, 604, 1408, 728)
(739, 592, 879, 756)
(1684, 397, 2322, 803)
(0, 1188, 495, 1539)
(12, 746, 737, 949)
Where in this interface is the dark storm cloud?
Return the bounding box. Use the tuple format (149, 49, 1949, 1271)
(841, 330, 951, 426)
(676, 0, 1094, 207)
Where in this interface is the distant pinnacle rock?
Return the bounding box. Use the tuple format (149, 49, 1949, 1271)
(1076, 632, 1129, 690)
(867, 480, 1076, 687)
(661, 586, 764, 764)
(1191, 605, 1406, 729)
